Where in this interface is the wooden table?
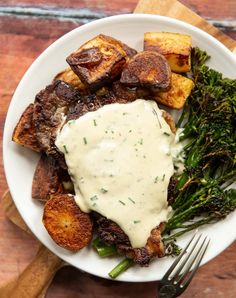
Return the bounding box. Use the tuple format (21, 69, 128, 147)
(0, 1, 236, 297)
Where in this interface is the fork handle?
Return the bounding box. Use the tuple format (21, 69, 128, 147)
(0, 244, 63, 298)
(159, 284, 178, 298)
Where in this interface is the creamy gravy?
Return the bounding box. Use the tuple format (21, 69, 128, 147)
(56, 99, 176, 248)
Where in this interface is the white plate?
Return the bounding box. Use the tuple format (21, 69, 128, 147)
(3, 14, 236, 282)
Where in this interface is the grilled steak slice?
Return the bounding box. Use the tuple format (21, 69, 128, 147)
(33, 80, 81, 157)
(95, 214, 166, 266)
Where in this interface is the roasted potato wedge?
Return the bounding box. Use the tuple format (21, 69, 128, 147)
(12, 104, 41, 152)
(120, 51, 171, 91)
(152, 72, 194, 109)
(54, 68, 88, 93)
(66, 34, 137, 91)
(43, 194, 93, 251)
(144, 32, 192, 73)
(32, 154, 72, 202)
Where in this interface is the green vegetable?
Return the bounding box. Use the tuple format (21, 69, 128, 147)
(165, 47, 236, 239)
(108, 258, 133, 279)
(92, 238, 117, 257)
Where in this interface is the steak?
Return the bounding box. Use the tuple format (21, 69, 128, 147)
(94, 213, 166, 266)
(33, 80, 81, 158)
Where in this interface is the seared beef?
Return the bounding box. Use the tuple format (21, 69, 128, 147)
(94, 213, 166, 266)
(33, 80, 81, 157)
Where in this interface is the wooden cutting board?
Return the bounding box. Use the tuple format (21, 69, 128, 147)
(1, 0, 236, 297)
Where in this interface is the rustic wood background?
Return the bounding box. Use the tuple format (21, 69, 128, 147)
(0, 0, 236, 297)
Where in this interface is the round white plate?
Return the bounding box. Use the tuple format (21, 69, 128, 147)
(3, 14, 236, 282)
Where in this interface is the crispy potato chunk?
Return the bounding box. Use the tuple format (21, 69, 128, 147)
(152, 73, 194, 109)
(43, 194, 93, 251)
(12, 104, 40, 152)
(144, 32, 192, 73)
(120, 51, 171, 91)
(66, 34, 137, 91)
(32, 154, 72, 202)
(54, 68, 88, 93)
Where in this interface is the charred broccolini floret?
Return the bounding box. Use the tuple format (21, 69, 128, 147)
(164, 48, 236, 240)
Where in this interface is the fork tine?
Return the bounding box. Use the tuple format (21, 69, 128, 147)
(176, 235, 207, 284)
(162, 231, 197, 280)
(181, 238, 210, 289)
(172, 234, 202, 279)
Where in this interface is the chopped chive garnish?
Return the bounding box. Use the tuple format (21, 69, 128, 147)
(123, 112, 128, 115)
(83, 137, 87, 145)
(139, 138, 143, 145)
(92, 203, 97, 207)
(68, 120, 76, 125)
(63, 145, 68, 154)
(162, 174, 166, 181)
(128, 197, 135, 204)
(129, 130, 132, 133)
(93, 119, 97, 126)
(105, 130, 108, 134)
(154, 176, 159, 183)
(143, 155, 146, 159)
(164, 132, 170, 136)
(111, 130, 114, 134)
(133, 220, 141, 224)
(90, 195, 98, 201)
(101, 188, 108, 193)
(119, 200, 125, 206)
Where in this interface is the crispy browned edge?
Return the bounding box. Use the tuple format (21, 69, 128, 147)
(12, 104, 41, 152)
(43, 194, 93, 251)
(32, 154, 65, 202)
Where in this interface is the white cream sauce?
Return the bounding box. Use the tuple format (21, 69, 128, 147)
(56, 99, 179, 248)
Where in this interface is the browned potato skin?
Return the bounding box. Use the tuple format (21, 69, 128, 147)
(54, 68, 88, 94)
(32, 154, 69, 202)
(66, 34, 137, 91)
(43, 194, 93, 251)
(144, 32, 192, 73)
(152, 72, 194, 109)
(120, 51, 171, 91)
(12, 104, 41, 152)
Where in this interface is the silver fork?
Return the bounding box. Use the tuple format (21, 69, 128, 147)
(158, 233, 210, 298)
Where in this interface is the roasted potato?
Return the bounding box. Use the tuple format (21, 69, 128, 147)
(12, 104, 41, 152)
(32, 154, 72, 202)
(54, 68, 88, 93)
(66, 34, 137, 91)
(152, 72, 194, 109)
(120, 51, 171, 91)
(43, 194, 93, 251)
(144, 32, 192, 73)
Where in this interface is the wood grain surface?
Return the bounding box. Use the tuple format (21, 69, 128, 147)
(0, 0, 236, 297)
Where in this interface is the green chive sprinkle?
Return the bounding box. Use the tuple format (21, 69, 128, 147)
(162, 174, 166, 181)
(139, 138, 143, 145)
(128, 197, 135, 204)
(119, 200, 125, 206)
(164, 132, 170, 136)
(154, 176, 159, 183)
(83, 137, 87, 145)
(93, 119, 97, 126)
(129, 130, 132, 133)
(63, 145, 68, 154)
(90, 195, 98, 201)
(101, 188, 108, 193)
(133, 220, 141, 224)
